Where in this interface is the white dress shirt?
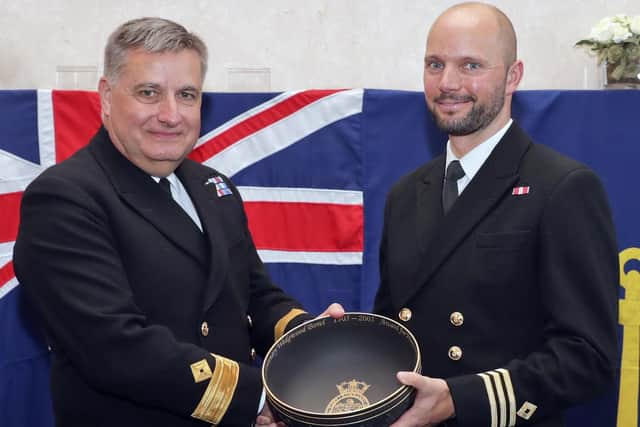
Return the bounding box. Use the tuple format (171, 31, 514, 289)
(151, 173, 203, 232)
(445, 119, 513, 195)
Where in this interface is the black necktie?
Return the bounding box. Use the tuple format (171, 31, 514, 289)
(158, 177, 202, 231)
(443, 160, 465, 214)
(158, 177, 172, 199)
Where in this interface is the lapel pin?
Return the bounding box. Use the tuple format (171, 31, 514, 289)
(512, 186, 530, 196)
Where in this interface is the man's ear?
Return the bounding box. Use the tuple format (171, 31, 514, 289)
(98, 77, 112, 117)
(506, 60, 524, 95)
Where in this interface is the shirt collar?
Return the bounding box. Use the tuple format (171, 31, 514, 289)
(151, 173, 178, 187)
(445, 119, 513, 182)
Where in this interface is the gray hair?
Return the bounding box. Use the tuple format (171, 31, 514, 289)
(104, 17, 208, 83)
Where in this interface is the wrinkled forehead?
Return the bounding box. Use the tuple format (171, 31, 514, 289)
(115, 48, 205, 89)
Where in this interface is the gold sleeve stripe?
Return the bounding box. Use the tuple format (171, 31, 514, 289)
(478, 373, 498, 427)
(274, 308, 307, 340)
(496, 368, 516, 426)
(488, 371, 507, 427)
(191, 354, 239, 425)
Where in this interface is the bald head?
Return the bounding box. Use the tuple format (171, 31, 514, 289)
(422, 2, 524, 145)
(429, 2, 517, 67)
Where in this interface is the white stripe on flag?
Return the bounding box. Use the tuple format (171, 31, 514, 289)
(237, 186, 363, 205)
(257, 250, 362, 265)
(0, 152, 42, 193)
(195, 91, 304, 148)
(37, 89, 56, 169)
(204, 89, 364, 177)
(0, 241, 15, 260)
(0, 91, 54, 194)
(0, 243, 16, 298)
(0, 277, 19, 299)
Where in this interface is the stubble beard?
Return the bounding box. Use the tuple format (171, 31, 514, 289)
(430, 85, 506, 136)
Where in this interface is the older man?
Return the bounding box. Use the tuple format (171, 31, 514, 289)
(14, 17, 342, 427)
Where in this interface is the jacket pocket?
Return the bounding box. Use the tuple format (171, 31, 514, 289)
(474, 230, 535, 291)
(476, 230, 532, 249)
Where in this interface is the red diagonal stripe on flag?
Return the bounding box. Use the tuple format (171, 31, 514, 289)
(0, 192, 23, 243)
(0, 261, 15, 288)
(53, 90, 102, 163)
(244, 202, 363, 252)
(188, 89, 345, 163)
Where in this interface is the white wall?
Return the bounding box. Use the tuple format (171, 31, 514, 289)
(1, 0, 638, 91)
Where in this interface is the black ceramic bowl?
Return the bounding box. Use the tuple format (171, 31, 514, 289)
(262, 312, 421, 427)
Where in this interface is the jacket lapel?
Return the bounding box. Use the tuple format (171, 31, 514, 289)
(399, 123, 532, 306)
(416, 157, 446, 255)
(175, 161, 231, 311)
(89, 127, 207, 267)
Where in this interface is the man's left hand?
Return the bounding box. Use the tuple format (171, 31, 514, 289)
(389, 372, 455, 427)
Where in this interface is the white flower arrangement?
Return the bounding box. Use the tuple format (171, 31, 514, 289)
(576, 14, 640, 81)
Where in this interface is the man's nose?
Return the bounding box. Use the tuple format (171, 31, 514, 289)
(157, 96, 181, 126)
(439, 66, 462, 91)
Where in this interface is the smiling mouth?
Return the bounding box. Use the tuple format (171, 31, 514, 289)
(439, 100, 470, 105)
(433, 95, 474, 114)
(435, 95, 474, 104)
(148, 130, 182, 138)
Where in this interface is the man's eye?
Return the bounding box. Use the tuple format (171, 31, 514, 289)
(425, 61, 443, 70)
(464, 63, 481, 71)
(139, 89, 158, 97)
(180, 91, 196, 100)
(178, 91, 200, 105)
(133, 88, 161, 104)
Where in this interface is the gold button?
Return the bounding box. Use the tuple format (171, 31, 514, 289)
(450, 312, 464, 327)
(398, 308, 412, 322)
(247, 314, 253, 328)
(200, 321, 209, 337)
(448, 345, 462, 361)
(250, 348, 257, 361)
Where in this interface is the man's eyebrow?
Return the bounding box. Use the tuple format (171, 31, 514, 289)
(179, 85, 201, 92)
(132, 82, 162, 90)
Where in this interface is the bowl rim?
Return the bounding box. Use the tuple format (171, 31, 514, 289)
(261, 311, 422, 417)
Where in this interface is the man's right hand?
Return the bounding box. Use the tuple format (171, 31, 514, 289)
(316, 302, 345, 319)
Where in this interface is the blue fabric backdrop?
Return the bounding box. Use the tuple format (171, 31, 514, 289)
(0, 89, 637, 427)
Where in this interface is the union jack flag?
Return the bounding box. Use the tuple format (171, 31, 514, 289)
(0, 89, 367, 302)
(0, 88, 376, 426)
(2, 89, 636, 427)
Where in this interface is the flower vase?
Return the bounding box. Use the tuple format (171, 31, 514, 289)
(603, 61, 640, 89)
